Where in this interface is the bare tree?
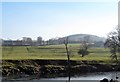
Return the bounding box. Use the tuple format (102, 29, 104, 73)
(104, 26, 120, 61)
(64, 37, 71, 82)
(78, 36, 90, 57)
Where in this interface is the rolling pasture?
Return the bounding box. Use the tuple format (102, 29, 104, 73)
(2, 44, 119, 62)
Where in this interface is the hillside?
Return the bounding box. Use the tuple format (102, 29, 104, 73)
(56, 34, 106, 44)
(66, 34, 106, 42)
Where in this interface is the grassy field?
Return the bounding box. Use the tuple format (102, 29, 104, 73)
(2, 44, 120, 61)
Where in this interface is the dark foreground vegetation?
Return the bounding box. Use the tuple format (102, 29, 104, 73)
(2, 60, 120, 80)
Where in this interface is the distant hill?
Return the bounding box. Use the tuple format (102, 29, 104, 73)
(66, 34, 106, 42)
(56, 34, 106, 44)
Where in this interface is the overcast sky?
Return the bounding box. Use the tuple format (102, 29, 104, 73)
(2, 1, 118, 40)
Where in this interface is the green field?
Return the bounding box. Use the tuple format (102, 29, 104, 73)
(2, 44, 120, 61)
